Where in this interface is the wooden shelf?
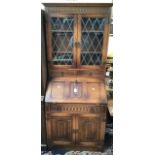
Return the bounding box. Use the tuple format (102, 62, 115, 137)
(81, 51, 102, 53)
(53, 51, 72, 53)
(51, 30, 73, 32)
(53, 59, 72, 62)
(82, 31, 103, 33)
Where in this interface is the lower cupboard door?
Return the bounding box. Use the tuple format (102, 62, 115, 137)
(77, 114, 104, 147)
(46, 115, 73, 147)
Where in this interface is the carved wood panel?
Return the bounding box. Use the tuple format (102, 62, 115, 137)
(45, 111, 106, 149)
(46, 115, 73, 146)
(45, 79, 107, 103)
(51, 82, 65, 99)
(46, 6, 111, 16)
(87, 82, 101, 100)
(77, 115, 101, 146)
(46, 104, 106, 114)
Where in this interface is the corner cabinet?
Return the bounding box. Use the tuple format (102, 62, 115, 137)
(43, 3, 112, 151)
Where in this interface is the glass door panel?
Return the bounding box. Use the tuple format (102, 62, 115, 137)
(50, 17, 74, 65)
(80, 17, 106, 65)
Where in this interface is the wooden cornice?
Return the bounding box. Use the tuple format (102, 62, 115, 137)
(43, 3, 113, 7)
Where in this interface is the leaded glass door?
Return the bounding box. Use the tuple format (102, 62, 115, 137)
(77, 15, 108, 68)
(47, 15, 109, 68)
(48, 15, 76, 67)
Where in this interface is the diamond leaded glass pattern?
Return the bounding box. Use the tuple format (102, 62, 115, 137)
(51, 17, 73, 31)
(51, 17, 74, 65)
(81, 17, 105, 65)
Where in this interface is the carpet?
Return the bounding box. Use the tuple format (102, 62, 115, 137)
(41, 148, 112, 155)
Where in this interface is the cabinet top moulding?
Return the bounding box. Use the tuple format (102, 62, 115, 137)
(43, 3, 113, 7)
(43, 3, 112, 15)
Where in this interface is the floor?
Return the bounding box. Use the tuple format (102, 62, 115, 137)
(41, 135, 113, 155)
(41, 148, 113, 155)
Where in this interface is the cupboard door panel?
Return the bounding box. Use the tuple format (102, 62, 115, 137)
(77, 114, 101, 146)
(46, 115, 73, 146)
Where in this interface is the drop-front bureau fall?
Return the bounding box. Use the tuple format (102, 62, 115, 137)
(43, 3, 112, 151)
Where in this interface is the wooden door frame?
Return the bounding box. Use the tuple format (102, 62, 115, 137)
(77, 14, 110, 70)
(46, 14, 78, 69)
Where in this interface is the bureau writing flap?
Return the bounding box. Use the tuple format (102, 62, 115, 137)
(45, 77, 107, 104)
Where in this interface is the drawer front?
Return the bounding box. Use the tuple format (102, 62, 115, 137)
(46, 104, 106, 116)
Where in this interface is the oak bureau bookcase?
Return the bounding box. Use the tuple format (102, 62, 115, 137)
(43, 3, 112, 151)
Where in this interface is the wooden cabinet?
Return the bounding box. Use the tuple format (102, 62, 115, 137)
(43, 3, 112, 151)
(45, 77, 107, 150)
(46, 103, 106, 150)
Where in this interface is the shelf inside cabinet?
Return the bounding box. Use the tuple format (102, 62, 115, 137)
(81, 51, 102, 53)
(53, 51, 72, 53)
(82, 31, 103, 33)
(52, 59, 72, 62)
(51, 30, 73, 33)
